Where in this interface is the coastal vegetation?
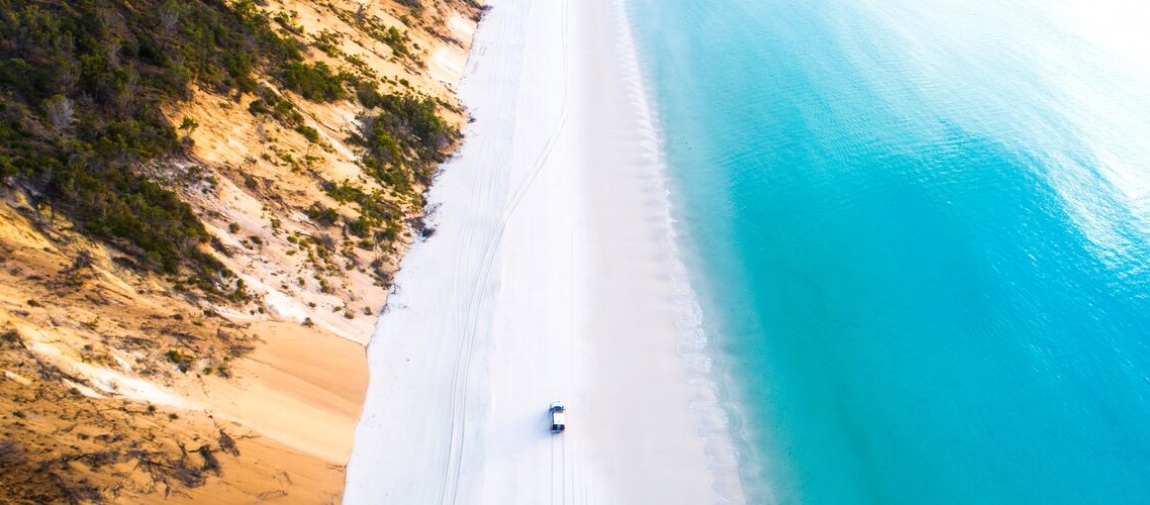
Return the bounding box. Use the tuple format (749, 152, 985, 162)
(0, 0, 457, 290)
(0, 0, 477, 502)
(0, 0, 295, 280)
(356, 90, 454, 189)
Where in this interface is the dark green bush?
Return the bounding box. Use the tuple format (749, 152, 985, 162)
(306, 204, 340, 227)
(381, 26, 409, 58)
(356, 93, 454, 187)
(295, 125, 320, 143)
(346, 216, 372, 238)
(283, 61, 346, 102)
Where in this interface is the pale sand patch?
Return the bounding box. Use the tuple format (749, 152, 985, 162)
(430, 14, 476, 88)
(4, 370, 33, 386)
(28, 339, 192, 408)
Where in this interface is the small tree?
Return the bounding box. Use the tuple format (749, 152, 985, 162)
(179, 116, 199, 148)
(179, 116, 200, 135)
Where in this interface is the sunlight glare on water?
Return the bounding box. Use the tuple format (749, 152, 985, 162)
(629, 0, 1150, 503)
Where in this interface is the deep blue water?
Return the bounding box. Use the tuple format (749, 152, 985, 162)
(628, 0, 1150, 503)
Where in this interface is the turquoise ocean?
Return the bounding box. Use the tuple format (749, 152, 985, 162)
(628, 0, 1150, 503)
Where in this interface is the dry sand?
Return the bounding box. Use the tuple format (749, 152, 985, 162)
(344, 0, 744, 502)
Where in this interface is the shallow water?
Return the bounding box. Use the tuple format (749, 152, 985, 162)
(629, 0, 1150, 503)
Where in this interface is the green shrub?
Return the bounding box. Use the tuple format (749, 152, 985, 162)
(306, 204, 339, 227)
(346, 216, 372, 238)
(248, 87, 305, 128)
(381, 26, 410, 58)
(295, 124, 320, 143)
(165, 349, 193, 373)
(283, 61, 346, 102)
(227, 278, 248, 302)
(356, 93, 454, 187)
(179, 117, 200, 134)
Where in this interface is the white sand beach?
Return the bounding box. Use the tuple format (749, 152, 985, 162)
(343, 0, 740, 502)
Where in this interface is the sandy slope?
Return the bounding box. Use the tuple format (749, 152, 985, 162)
(344, 0, 741, 502)
(0, 1, 481, 502)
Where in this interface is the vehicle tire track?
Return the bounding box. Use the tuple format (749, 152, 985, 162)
(551, 432, 559, 505)
(440, 0, 573, 503)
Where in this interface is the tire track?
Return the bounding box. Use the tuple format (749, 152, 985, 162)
(440, 0, 573, 503)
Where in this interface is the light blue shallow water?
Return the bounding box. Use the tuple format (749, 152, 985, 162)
(628, 1, 1150, 503)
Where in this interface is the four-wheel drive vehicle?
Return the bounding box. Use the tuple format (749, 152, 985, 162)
(549, 402, 566, 433)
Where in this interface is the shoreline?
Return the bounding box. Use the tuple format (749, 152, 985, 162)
(611, 0, 748, 500)
(344, 0, 742, 502)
